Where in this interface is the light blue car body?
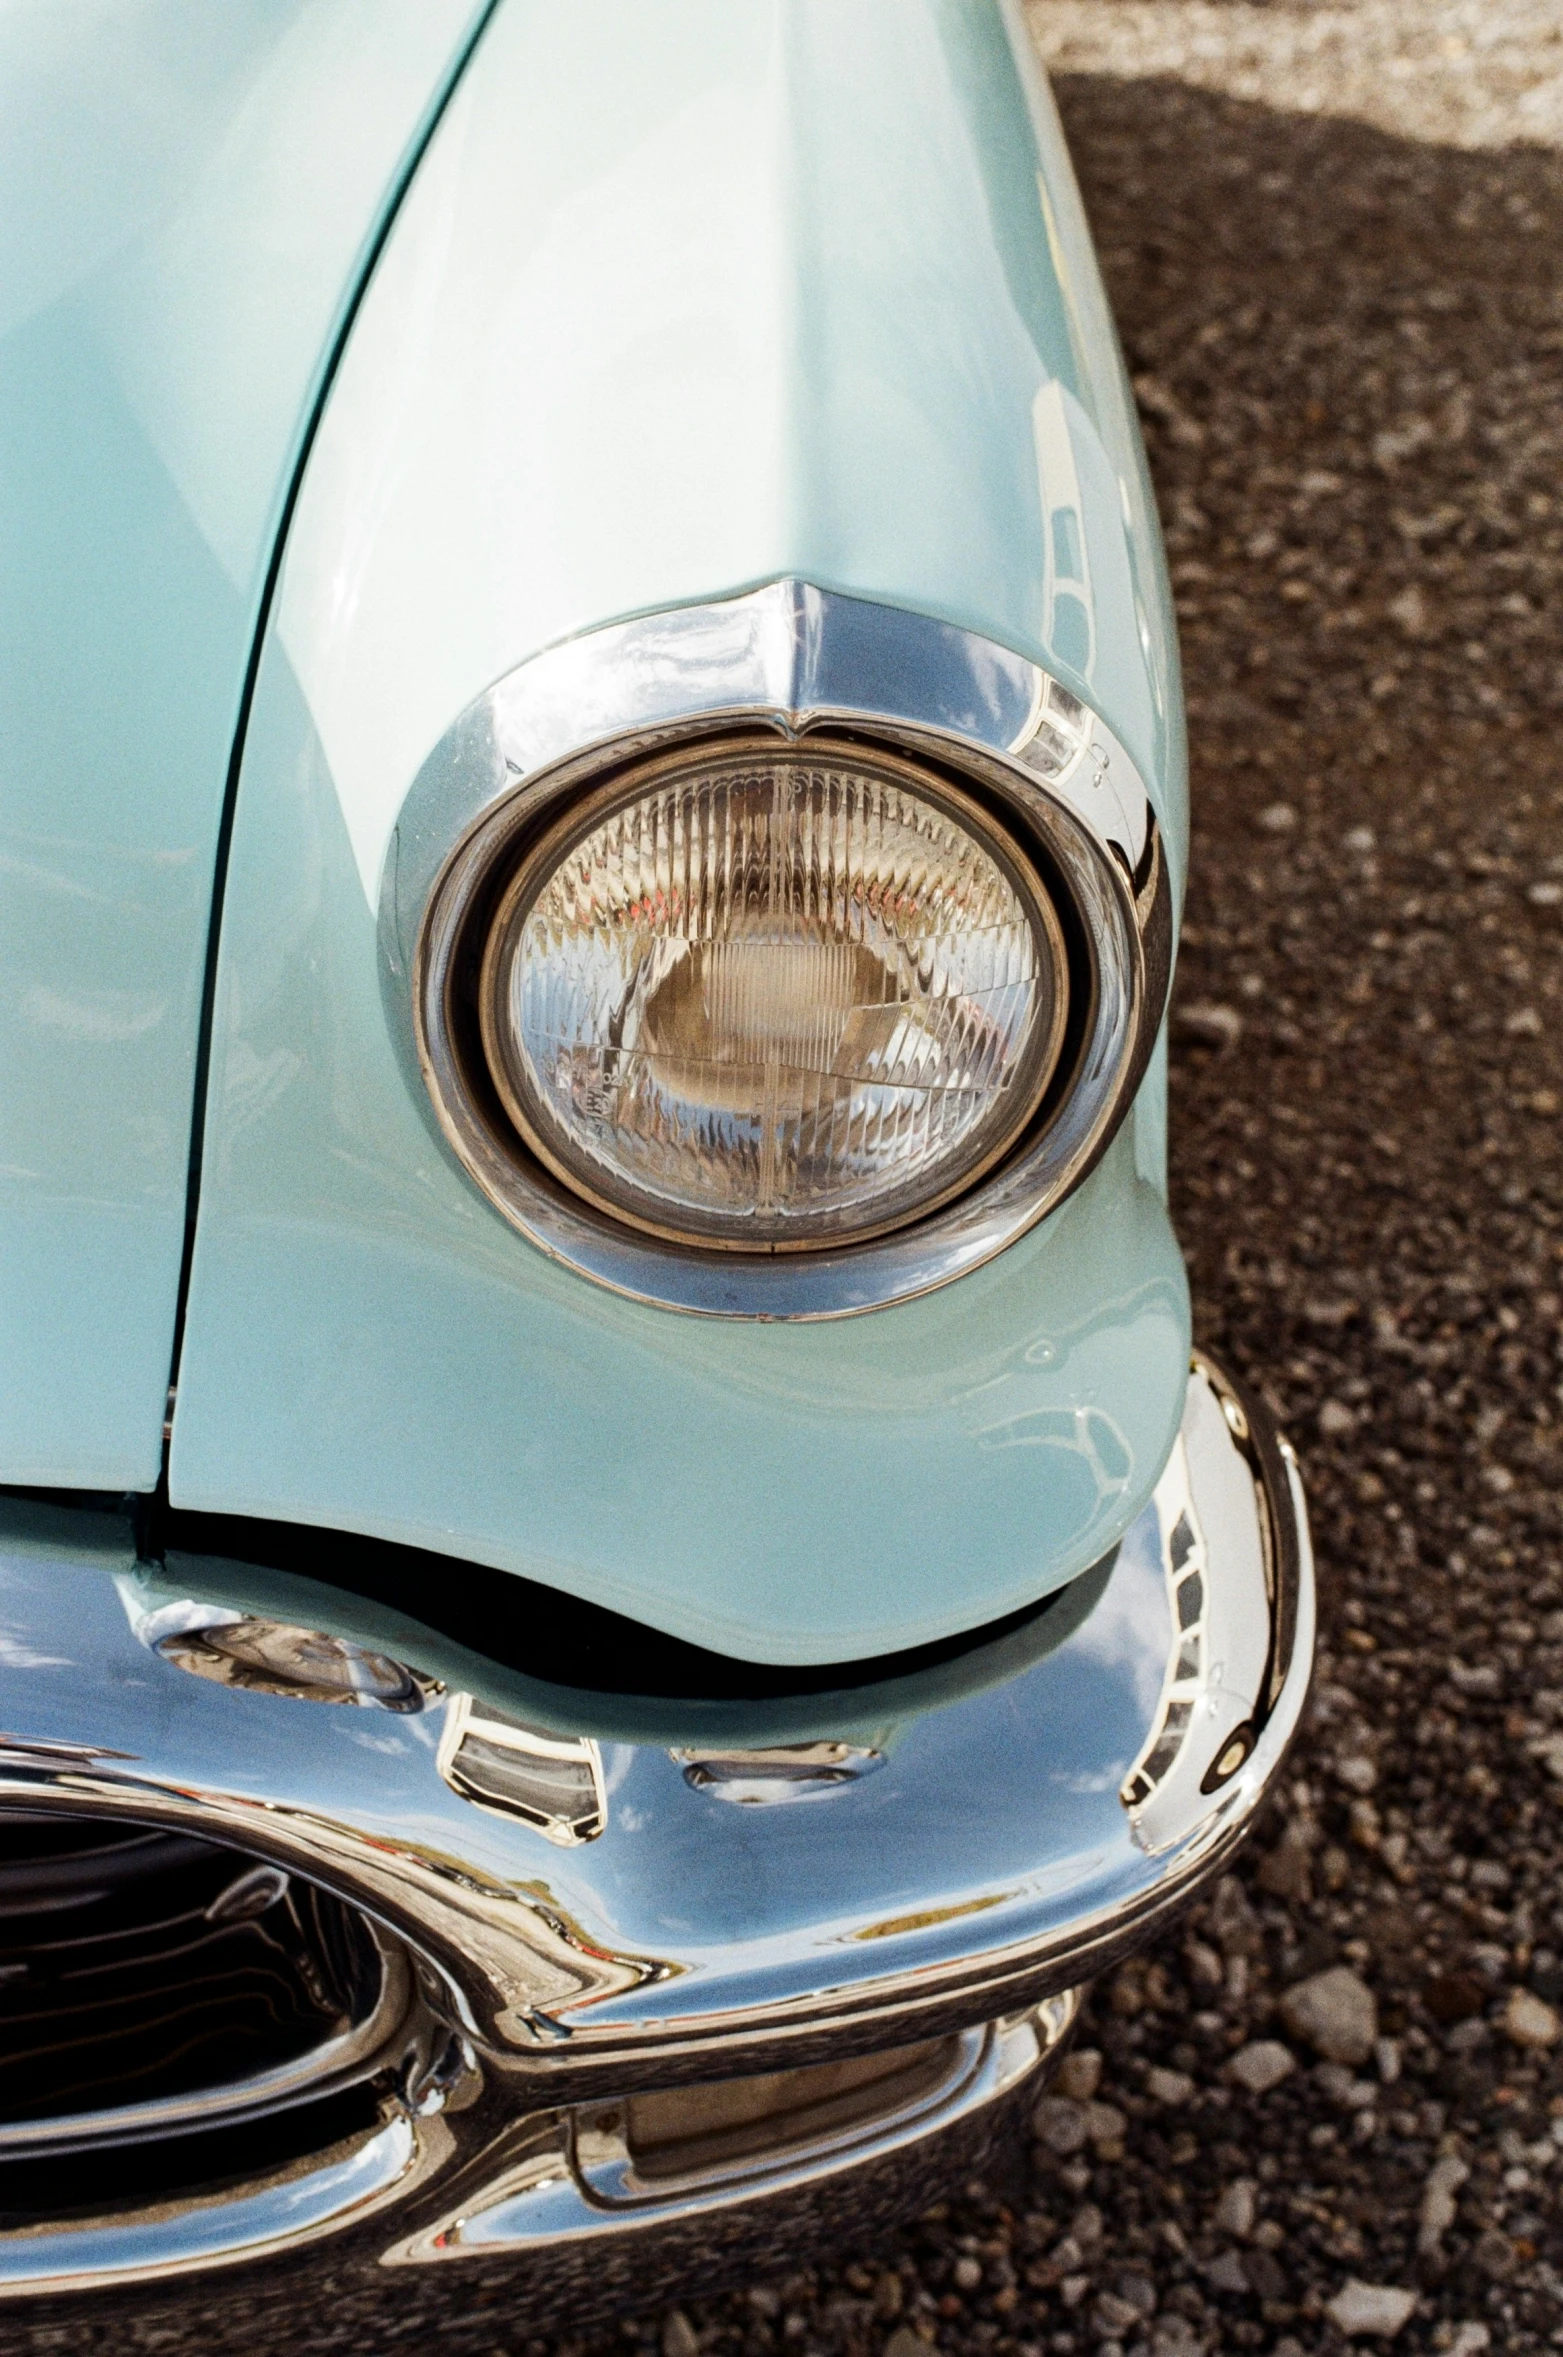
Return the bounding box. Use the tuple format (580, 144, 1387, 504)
(0, 0, 490, 1490)
(1, 0, 1189, 1663)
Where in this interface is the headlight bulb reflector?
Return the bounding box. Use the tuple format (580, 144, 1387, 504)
(477, 740, 1067, 1251)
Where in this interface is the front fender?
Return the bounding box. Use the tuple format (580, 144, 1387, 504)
(170, 0, 1191, 1663)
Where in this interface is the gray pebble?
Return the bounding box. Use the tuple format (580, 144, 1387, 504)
(1278, 1966, 1378, 2065)
(1032, 2094, 1088, 2154)
(1224, 2038, 1296, 2094)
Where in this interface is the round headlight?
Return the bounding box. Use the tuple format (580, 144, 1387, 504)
(474, 739, 1068, 1251)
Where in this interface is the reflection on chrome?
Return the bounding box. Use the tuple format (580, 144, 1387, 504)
(436, 1695, 606, 1844)
(151, 1612, 434, 1714)
(1120, 1361, 1304, 1857)
(384, 1996, 1078, 2264)
(0, 1818, 440, 2166)
(1120, 1447, 1215, 1829)
(672, 1742, 885, 1805)
(0, 2112, 435, 2294)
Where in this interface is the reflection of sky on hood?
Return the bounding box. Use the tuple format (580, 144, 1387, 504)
(0, 1626, 73, 1670)
(564, 1520, 1178, 1976)
(1069, 1496, 1171, 1724)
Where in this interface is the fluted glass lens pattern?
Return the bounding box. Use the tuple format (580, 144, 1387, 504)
(486, 748, 1061, 1247)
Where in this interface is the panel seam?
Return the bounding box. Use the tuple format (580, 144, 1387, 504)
(161, 0, 507, 1472)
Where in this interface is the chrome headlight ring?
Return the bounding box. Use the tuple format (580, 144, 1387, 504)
(385, 581, 1172, 1319)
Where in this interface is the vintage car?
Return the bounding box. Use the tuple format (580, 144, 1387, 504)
(0, 1, 1313, 2344)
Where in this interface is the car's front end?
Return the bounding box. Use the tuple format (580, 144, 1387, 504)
(0, 0, 1311, 2338)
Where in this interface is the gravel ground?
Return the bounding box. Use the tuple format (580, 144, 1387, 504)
(544, 26, 1563, 2357)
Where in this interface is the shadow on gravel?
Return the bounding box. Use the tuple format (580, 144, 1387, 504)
(53, 74, 1563, 2357)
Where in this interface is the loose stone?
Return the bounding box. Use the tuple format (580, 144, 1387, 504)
(1471, 2227, 1518, 2281)
(661, 2311, 701, 2357)
(1032, 2094, 1088, 2154)
(1502, 1986, 1560, 2047)
(1224, 2038, 1296, 2093)
(1206, 2250, 1250, 2295)
(1416, 2152, 1469, 2252)
(1053, 2047, 1102, 2101)
(1093, 2292, 1144, 2336)
(1278, 1965, 1378, 2064)
(1086, 2099, 1127, 2153)
(1213, 2177, 1257, 2237)
(1323, 2280, 1417, 2338)
(1176, 1000, 1243, 1049)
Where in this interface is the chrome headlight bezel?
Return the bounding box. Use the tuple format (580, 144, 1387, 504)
(393, 583, 1171, 1319)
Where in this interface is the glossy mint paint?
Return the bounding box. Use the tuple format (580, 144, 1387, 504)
(172, 0, 1190, 1661)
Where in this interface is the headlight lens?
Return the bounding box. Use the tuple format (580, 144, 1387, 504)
(477, 740, 1068, 1250)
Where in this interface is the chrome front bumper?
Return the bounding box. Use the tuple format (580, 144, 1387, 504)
(0, 1353, 1311, 2341)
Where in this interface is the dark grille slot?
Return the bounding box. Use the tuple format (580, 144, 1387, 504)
(0, 1816, 383, 2130)
(0, 2084, 384, 2228)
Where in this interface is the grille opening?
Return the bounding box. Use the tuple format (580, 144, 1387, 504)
(0, 2083, 384, 2227)
(0, 1813, 388, 2139)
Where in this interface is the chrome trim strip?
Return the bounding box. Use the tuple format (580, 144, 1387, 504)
(0, 1355, 1307, 2296)
(567, 2029, 997, 2217)
(386, 581, 1172, 1317)
(383, 1996, 1076, 2264)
